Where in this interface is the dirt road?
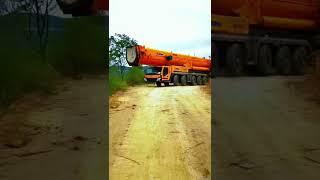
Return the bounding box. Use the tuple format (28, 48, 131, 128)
(109, 85, 211, 180)
(213, 77, 320, 180)
(0, 76, 107, 180)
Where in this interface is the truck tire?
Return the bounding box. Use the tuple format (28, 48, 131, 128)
(181, 75, 187, 86)
(197, 76, 202, 85)
(292, 47, 307, 75)
(202, 76, 208, 84)
(164, 82, 170, 86)
(191, 76, 197, 86)
(173, 75, 180, 86)
(276, 46, 291, 75)
(257, 45, 273, 75)
(226, 43, 243, 76)
(156, 82, 161, 87)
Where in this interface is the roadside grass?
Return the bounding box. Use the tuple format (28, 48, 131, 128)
(125, 67, 145, 85)
(0, 14, 107, 149)
(109, 67, 145, 95)
(109, 75, 128, 96)
(0, 14, 107, 109)
(0, 15, 56, 109)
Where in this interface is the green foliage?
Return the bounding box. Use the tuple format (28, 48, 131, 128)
(109, 33, 137, 74)
(108, 33, 141, 95)
(49, 16, 107, 75)
(109, 66, 127, 95)
(108, 66, 145, 95)
(0, 40, 58, 108)
(125, 67, 145, 85)
(0, 14, 107, 108)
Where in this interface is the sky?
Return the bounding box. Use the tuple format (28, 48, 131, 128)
(110, 0, 211, 58)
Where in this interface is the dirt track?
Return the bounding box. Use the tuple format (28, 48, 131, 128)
(0, 77, 107, 180)
(109, 85, 211, 180)
(213, 77, 320, 180)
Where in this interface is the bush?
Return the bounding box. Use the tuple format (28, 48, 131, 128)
(125, 67, 145, 85)
(0, 14, 58, 108)
(0, 14, 108, 108)
(49, 16, 107, 75)
(108, 67, 145, 95)
(0, 42, 58, 108)
(109, 67, 127, 95)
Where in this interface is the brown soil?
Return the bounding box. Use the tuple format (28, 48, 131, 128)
(109, 85, 211, 179)
(0, 76, 107, 180)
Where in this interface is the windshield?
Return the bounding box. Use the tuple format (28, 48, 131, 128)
(144, 67, 161, 74)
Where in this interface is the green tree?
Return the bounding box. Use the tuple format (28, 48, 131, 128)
(109, 33, 137, 78)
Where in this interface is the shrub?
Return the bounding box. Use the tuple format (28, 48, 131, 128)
(125, 67, 145, 85)
(109, 67, 127, 95)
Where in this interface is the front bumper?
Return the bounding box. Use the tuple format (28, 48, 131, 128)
(144, 77, 161, 83)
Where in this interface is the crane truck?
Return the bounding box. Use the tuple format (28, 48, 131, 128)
(212, 0, 320, 76)
(126, 45, 211, 87)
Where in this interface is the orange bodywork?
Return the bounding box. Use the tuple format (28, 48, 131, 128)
(212, 0, 319, 31)
(126, 45, 211, 84)
(129, 45, 211, 72)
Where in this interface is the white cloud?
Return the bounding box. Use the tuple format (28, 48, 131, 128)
(110, 0, 211, 58)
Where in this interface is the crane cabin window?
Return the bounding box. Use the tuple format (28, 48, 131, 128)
(144, 67, 161, 75)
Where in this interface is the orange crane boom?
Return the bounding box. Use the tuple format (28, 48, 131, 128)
(127, 45, 211, 72)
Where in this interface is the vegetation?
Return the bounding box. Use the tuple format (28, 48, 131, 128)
(125, 67, 145, 85)
(109, 66, 128, 95)
(109, 33, 145, 95)
(109, 33, 137, 78)
(48, 16, 107, 75)
(0, 14, 107, 109)
(109, 66, 145, 95)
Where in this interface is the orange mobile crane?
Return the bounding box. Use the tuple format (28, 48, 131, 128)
(126, 45, 211, 87)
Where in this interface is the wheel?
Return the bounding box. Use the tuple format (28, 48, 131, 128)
(156, 82, 161, 87)
(164, 82, 170, 86)
(201, 76, 206, 85)
(276, 46, 291, 75)
(180, 75, 187, 86)
(173, 75, 180, 86)
(191, 76, 197, 86)
(196, 76, 202, 85)
(257, 45, 273, 75)
(292, 47, 307, 75)
(202, 76, 208, 84)
(226, 43, 243, 76)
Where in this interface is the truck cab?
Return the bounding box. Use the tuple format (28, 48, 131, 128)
(143, 66, 161, 83)
(144, 66, 171, 86)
